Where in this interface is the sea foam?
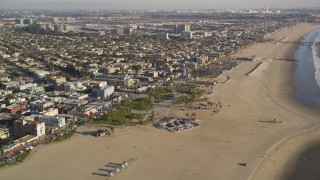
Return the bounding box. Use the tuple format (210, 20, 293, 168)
(312, 35, 320, 87)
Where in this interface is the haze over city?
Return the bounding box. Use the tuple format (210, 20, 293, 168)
(0, 0, 319, 9)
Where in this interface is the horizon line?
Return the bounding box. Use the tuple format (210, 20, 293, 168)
(0, 7, 320, 11)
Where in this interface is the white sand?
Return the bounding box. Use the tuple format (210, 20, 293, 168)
(1, 24, 320, 180)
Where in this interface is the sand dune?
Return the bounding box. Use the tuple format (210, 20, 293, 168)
(1, 24, 320, 180)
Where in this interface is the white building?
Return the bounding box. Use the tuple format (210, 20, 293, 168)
(37, 116, 66, 128)
(33, 70, 50, 78)
(52, 17, 59, 23)
(0, 126, 9, 139)
(17, 83, 37, 91)
(96, 86, 115, 99)
(90, 81, 108, 88)
(64, 82, 85, 92)
(41, 108, 59, 116)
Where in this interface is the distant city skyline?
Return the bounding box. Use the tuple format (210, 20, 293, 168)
(0, 0, 319, 10)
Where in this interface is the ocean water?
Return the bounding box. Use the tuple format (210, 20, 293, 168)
(294, 29, 320, 106)
(288, 144, 320, 180)
(288, 29, 320, 180)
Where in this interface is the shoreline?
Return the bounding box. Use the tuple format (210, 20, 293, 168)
(248, 24, 320, 180)
(248, 128, 320, 180)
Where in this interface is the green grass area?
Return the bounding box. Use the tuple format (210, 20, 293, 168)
(176, 84, 198, 94)
(0, 150, 31, 169)
(173, 85, 206, 106)
(16, 151, 31, 162)
(0, 162, 10, 168)
(198, 98, 209, 102)
(93, 108, 144, 125)
(149, 88, 174, 103)
(126, 97, 153, 111)
(78, 88, 93, 94)
(53, 131, 75, 143)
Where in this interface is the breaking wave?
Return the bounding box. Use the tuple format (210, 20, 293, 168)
(312, 35, 320, 87)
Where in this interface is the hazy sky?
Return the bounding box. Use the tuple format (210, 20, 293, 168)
(0, 0, 319, 10)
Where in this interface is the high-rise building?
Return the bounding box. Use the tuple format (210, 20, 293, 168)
(45, 23, 53, 31)
(173, 24, 191, 34)
(157, 32, 169, 40)
(111, 28, 124, 35)
(36, 23, 47, 30)
(62, 24, 69, 32)
(52, 24, 69, 33)
(172, 24, 178, 33)
(52, 17, 59, 23)
(182, 24, 191, 32)
(123, 27, 132, 35)
(53, 24, 60, 32)
(65, 17, 75, 23)
(181, 31, 193, 39)
(23, 18, 33, 25)
(15, 18, 23, 25)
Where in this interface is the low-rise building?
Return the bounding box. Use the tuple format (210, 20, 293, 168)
(17, 83, 37, 91)
(5, 104, 27, 114)
(41, 108, 59, 116)
(94, 75, 135, 88)
(26, 87, 45, 95)
(96, 86, 115, 99)
(1, 81, 20, 89)
(63, 82, 85, 92)
(69, 93, 89, 100)
(37, 116, 66, 128)
(0, 126, 9, 139)
(13, 119, 45, 138)
(52, 76, 67, 84)
(0, 90, 13, 96)
(29, 100, 54, 110)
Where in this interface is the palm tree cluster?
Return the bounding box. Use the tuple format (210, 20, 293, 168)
(207, 100, 222, 115)
(147, 87, 174, 103)
(176, 84, 205, 108)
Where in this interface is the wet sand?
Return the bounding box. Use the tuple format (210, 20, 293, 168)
(288, 143, 320, 180)
(1, 24, 320, 180)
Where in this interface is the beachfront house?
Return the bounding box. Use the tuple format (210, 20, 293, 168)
(13, 118, 46, 138)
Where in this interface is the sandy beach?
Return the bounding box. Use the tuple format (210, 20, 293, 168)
(1, 24, 320, 180)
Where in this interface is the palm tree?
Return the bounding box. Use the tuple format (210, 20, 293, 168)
(191, 112, 196, 120)
(218, 101, 222, 109)
(151, 110, 155, 121)
(207, 100, 213, 109)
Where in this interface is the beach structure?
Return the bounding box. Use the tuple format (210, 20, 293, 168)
(156, 117, 200, 132)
